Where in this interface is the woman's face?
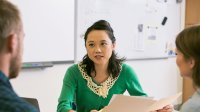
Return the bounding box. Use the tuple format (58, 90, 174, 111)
(176, 49, 194, 78)
(86, 30, 115, 65)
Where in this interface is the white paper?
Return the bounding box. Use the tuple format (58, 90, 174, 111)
(102, 92, 182, 112)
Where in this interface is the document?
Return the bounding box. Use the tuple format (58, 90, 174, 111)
(100, 92, 181, 112)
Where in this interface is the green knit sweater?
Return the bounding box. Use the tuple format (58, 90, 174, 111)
(57, 63, 147, 112)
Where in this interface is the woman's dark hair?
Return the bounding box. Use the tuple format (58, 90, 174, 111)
(175, 25, 200, 87)
(82, 20, 125, 78)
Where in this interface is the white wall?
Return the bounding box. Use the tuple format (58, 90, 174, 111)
(10, 58, 182, 112)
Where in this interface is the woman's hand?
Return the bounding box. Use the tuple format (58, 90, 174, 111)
(157, 105, 174, 112)
(90, 106, 108, 112)
(68, 110, 76, 112)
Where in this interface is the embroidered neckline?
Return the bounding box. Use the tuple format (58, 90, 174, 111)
(78, 62, 122, 98)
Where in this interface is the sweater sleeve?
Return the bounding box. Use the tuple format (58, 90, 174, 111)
(124, 64, 147, 96)
(57, 65, 77, 112)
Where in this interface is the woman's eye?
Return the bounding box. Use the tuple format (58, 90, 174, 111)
(101, 43, 107, 46)
(88, 43, 94, 47)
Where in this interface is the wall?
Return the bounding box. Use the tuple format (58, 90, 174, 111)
(11, 58, 182, 112)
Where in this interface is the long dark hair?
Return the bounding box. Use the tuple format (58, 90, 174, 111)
(82, 20, 125, 78)
(176, 25, 200, 88)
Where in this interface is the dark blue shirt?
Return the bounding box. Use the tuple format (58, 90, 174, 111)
(0, 71, 39, 112)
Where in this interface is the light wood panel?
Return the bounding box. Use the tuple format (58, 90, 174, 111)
(183, 0, 200, 103)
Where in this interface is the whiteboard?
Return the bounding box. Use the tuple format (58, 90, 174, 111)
(11, 0, 74, 62)
(76, 0, 181, 61)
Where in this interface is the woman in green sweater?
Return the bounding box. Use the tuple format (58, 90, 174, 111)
(57, 20, 173, 112)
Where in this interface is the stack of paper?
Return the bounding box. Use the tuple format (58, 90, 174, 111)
(101, 92, 181, 112)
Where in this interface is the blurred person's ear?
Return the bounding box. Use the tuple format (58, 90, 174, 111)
(189, 58, 195, 69)
(7, 34, 18, 53)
